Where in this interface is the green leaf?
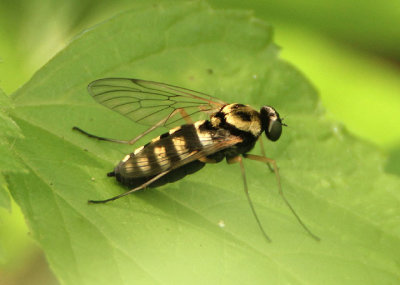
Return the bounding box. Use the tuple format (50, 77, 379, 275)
(209, 0, 400, 59)
(272, 24, 400, 149)
(7, 2, 400, 284)
(0, 88, 25, 210)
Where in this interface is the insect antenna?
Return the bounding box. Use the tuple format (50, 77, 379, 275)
(238, 156, 272, 242)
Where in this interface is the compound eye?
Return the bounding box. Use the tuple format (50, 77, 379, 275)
(265, 119, 282, 141)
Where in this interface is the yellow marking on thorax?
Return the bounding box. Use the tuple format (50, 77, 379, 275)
(248, 119, 262, 137)
(224, 105, 262, 137)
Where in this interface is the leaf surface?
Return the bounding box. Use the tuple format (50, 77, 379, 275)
(0, 88, 25, 210)
(7, 2, 400, 284)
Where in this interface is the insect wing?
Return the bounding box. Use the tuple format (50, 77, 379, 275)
(88, 78, 226, 127)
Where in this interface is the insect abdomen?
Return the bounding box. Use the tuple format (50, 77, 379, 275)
(110, 160, 206, 189)
(112, 122, 218, 188)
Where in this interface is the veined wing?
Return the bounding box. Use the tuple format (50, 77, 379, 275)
(88, 78, 226, 127)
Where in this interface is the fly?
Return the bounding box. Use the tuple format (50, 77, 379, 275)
(73, 78, 319, 242)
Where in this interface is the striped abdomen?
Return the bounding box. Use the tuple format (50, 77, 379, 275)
(111, 120, 224, 188)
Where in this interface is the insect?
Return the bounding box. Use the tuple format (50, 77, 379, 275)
(73, 78, 319, 241)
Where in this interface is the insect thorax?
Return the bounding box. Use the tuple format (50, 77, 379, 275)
(211, 104, 262, 136)
(210, 103, 262, 154)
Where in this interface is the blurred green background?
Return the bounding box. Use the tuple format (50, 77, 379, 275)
(1, 0, 399, 284)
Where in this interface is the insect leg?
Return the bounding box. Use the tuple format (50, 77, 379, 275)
(258, 136, 273, 172)
(72, 126, 132, 144)
(176, 108, 194, 124)
(243, 153, 320, 241)
(73, 108, 194, 145)
(228, 155, 272, 242)
(88, 170, 171, 204)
